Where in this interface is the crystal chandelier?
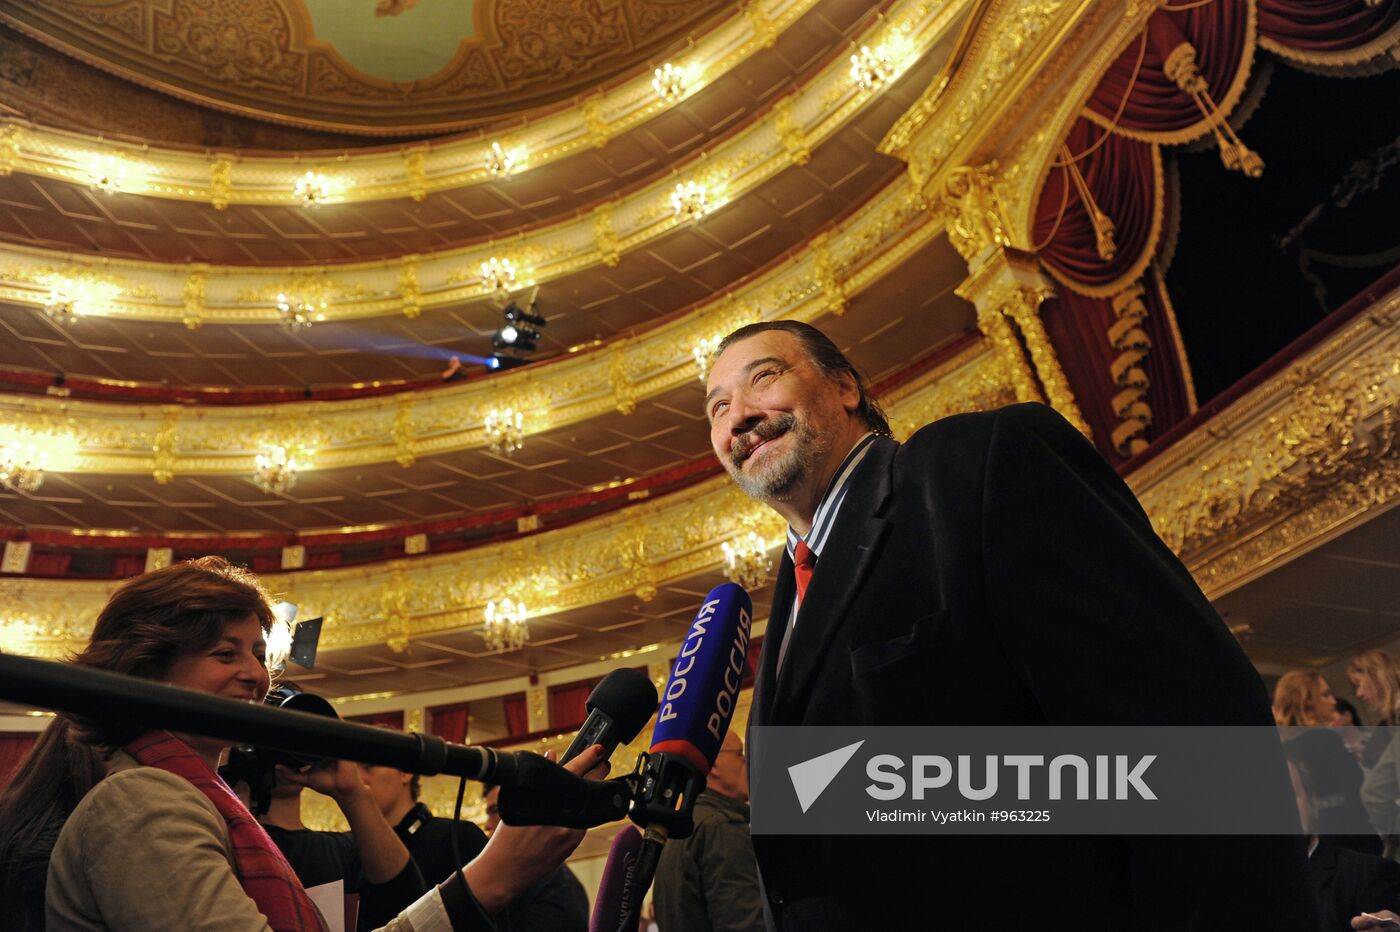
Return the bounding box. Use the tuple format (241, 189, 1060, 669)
(692, 335, 722, 382)
(722, 532, 772, 590)
(87, 154, 129, 194)
(293, 170, 331, 206)
(41, 277, 117, 323)
(671, 181, 709, 220)
(483, 597, 529, 652)
(276, 292, 323, 330)
(485, 141, 522, 177)
(0, 440, 47, 493)
(484, 407, 524, 455)
(480, 257, 518, 294)
(849, 45, 895, 92)
(253, 445, 300, 494)
(652, 62, 686, 102)
(43, 288, 80, 324)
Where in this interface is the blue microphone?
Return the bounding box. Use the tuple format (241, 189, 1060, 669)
(614, 583, 753, 930)
(648, 582, 753, 777)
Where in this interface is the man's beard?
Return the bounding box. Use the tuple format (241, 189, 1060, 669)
(726, 412, 828, 503)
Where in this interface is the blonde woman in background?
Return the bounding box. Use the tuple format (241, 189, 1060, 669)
(1273, 671, 1381, 856)
(1352, 650, 1400, 859)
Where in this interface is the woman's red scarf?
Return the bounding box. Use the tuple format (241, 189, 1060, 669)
(125, 731, 325, 932)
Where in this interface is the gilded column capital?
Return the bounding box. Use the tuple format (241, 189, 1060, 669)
(956, 247, 1090, 438)
(941, 163, 1014, 266)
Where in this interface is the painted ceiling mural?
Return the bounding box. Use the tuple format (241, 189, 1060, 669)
(0, 0, 731, 135)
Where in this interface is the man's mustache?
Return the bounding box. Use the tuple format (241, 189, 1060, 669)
(730, 414, 795, 466)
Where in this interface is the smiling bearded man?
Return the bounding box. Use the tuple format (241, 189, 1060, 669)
(703, 320, 1319, 932)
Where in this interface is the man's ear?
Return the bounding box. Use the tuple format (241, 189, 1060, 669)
(837, 370, 861, 414)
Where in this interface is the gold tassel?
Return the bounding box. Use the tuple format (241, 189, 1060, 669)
(1163, 42, 1264, 178)
(1060, 145, 1117, 261)
(1108, 283, 1153, 456)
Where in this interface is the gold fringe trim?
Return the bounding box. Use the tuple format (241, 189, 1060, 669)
(1109, 282, 1153, 456)
(1151, 261, 1199, 413)
(1043, 143, 1166, 299)
(1083, 0, 1260, 148)
(1259, 15, 1400, 71)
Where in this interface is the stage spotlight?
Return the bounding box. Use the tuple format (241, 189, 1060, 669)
(487, 289, 545, 364)
(503, 302, 546, 328)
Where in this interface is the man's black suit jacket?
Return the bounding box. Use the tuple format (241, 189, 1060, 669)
(747, 403, 1317, 930)
(1310, 840, 1400, 930)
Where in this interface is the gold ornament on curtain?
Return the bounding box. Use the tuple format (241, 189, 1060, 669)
(1108, 283, 1154, 457)
(1059, 145, 1117, 262)
(1163, 42, 1264, 177)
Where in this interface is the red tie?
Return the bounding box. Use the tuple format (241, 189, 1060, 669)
(792, 540, 815, 609)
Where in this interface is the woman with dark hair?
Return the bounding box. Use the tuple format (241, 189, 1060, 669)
(0, 718, 105, 931)
(0, 557, 603, 931)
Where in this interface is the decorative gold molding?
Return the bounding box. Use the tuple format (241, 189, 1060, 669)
(1130, 283, 1400, 599)
(0, 0, 924, 209)
(0, 0, 966, 326)
(0, 340, 1009, 659)
(0, 170, 939, 477)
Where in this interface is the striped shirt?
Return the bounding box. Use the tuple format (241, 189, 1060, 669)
(776, 432, 877, 672)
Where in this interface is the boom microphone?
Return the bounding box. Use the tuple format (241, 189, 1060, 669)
(589, 826, 643, 932)
(0, 651, 585, 797)
(562, 667, 659, 764)
(617, 582, 753, 930)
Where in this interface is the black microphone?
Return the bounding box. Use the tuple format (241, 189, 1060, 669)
(501, 668, 658, 827)
(0, 652, 581, 795)
(617, 582, 753, 930)
(562, 668, 659, 764)
(590, 826, 643, 932)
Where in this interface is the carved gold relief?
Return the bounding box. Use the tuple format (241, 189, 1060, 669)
(1133, 292, 1400, 596)
(941, 163, 1013, 265)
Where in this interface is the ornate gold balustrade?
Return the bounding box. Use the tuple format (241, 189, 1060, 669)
(0, 0, 968, 326)
(0, 170, 939, 479)
(0, 0, 824, 206)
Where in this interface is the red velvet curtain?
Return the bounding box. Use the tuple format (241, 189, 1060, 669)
(1039, 268, 1192, 462)
(0, 733, 38, 790)
(429, 703, 470, 744)
(346, 711, 404, 731)
(27, 550, 72, 576)
(1087, 4, 1252, 138)
(503, 693, 528, 737)
(112, 553, 148, 577)
(1258, 0, 1400, 51)
(549, 682, 593, 731)
(1036, 118, 1161, 293)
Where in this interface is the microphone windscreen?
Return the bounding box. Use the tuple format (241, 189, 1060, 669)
(590, 825, 644, 932)
(588, 668, 659, 744)
(649, 582, 753, 774)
